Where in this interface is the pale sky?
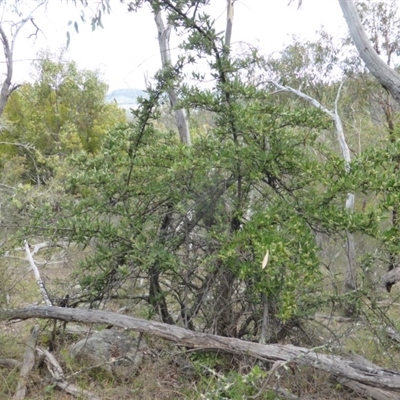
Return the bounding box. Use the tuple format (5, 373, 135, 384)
(3, 1, 347, 91)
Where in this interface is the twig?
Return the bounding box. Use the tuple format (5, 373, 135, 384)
(250, 360, 284, 399)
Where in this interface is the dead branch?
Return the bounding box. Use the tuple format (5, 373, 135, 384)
(337, 378, 399, 400)
(12, 325, 40, 400)
(0, 1, 46, 117)
(0, 358, 20, 369)
(2, 306, 400, 399)
(36, 347, 100, 400)
(250, 360, 284, 399)
(24, 240, 53, 306)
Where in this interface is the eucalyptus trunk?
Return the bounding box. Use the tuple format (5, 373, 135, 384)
(338, 0, 400, 106)
(154, 10, 191, 145)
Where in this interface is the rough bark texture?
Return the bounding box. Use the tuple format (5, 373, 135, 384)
(12, 325, 40, 400)
(3, 306, 400, 399)
(338, 0, 400, 106)
(337, 378, 400, 400)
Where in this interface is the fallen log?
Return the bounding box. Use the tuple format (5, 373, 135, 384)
(2, 306, 400, 400)
(12, 325, 40, 400)
(337, 378, 399, 400)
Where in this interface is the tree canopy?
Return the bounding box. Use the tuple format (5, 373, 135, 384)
(0, 53, 125, 185)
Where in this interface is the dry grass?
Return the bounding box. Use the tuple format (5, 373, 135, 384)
(2, 243, 400, 399)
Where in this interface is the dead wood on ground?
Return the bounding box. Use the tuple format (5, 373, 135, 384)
(2, 306, 400, 399)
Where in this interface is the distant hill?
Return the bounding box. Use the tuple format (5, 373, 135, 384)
(105, 88, 146, 109)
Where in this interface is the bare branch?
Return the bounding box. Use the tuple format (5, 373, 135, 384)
(0, 1, 46, 116)
(24, 240, 53, 306)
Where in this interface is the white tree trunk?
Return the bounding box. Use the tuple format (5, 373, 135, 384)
(225, 0, 234, 48)
(24, 240, 53, 306)
(154, 10, 191, 145)
(338, 0, 400, 105)
(0, 2, 45, 117)
(269, 81, 357, 294)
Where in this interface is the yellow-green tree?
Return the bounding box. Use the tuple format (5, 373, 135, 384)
(1, 53, 125, 184)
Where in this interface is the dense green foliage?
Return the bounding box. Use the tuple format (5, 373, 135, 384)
(32, 87, 338, 332)
(0, 54, 125, 185)
(4, 0, 400, 346)
(24, 2, 392, 338)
